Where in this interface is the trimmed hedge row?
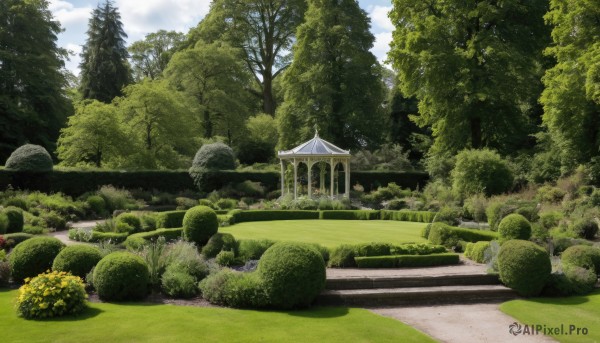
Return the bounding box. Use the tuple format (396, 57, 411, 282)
(381, 210, 436, 223)
(155, 211, 186, 229)
(354, 253, 460, 268)
(427, 222, 498, 248)
(319, 210, 380, 220)
(464, 241, 491, 263)
(0, 170, 428, 195)
(231, 210, 320, 223)
(124, 228, 184, 250)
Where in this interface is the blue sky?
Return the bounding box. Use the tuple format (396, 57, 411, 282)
(48, 0, 394, 75)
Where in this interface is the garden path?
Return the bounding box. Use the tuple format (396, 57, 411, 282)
(48, 220, 103, 246)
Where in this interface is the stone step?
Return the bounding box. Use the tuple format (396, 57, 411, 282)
(326, 273, 501, 290)
(317, 284, 518, 307)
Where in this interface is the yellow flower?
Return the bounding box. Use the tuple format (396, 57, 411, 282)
(39, 303, 49, 309)
(60, 281, 68, 288)
(24, 277, 31, 283)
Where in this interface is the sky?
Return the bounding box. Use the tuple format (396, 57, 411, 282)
(48, 0, 394, 76)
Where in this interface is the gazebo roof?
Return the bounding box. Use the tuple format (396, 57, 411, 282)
(278, 131, 350, 158)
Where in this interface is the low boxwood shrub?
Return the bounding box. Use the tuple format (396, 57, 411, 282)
(561, 245, 600, 274)
(544, 265, 599, 296)
(89, 230, 128, 243)
(498, 213, 531, 242)
(354, 242, 392, 257)
(551, 238, 592, 255)
(201, 233, 237, 258)
(354, 253, 460, 268)
(380, 210, 436, 223)
(155, 210, 186, 229)
(161, 264, 198, 299)
(464, 241, 491, 263)
(0, 213, 8, 234)
(86, 195, 106, 216)
(199, 269, 268, 308)
(22, 225, 45, 235)
(3, 232, 33, 248)
(52, 245, 103, 279)
(497, 240, 551, 296)
(5, 144, 53, 172)
(319, 210, 380, 220)
(392, 243, 447, 255)
(428, 222, 498, 248)
(4, 206, 24, 233)
(215, 250, 236, 267)
(4, 197, 29, 211)
(93, 252, 149, 301)
(231, 210, 320, 223)
(237, 239, 276, 261)
(124, 228, 183, 250)
(258, 242, 326, 309)
(328, 244, 357, 268)
(9, 236, 65, 282)
(40, 211, 67, 231)
(183, 206, 218, 246)
(116, 213, 142, 233)
(16, 271, 86, 319)
(570, 218, 599, 240)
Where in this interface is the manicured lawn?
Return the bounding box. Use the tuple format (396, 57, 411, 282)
(0, 289, 434, 343)
(500, 290, 600, 342)
(220, 220, 427, 248)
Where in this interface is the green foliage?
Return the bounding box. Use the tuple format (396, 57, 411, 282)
(428, 222, 498, 248)
(544, 265, 598, 296)
(116, 213, 142, 233)
(9, 237, 65, 282)
(497, 240, 551, 297)
(97, 185, 137, 213)
(464, 241, 491, 264)
(5, 145, 53, 172)
(183, 206, 218, 246)
(215, 198, 238, 210)
(155, 210, 186, 228)
(86, 195, 106, 216)
(93, 252, 149, 301)
(2, 233, 33, 248)
(328, 244, 357, 268)
(319, 210, 380, 220)
(124, 228, 183, 251)
(486, 199, 539, 231)
(354, 243, 392, 257)
(16, 271, 87, 319)
(79, 1, 131, 102)
(561, 245, 600, 275)
(201, 233, 237, 258)
(52, 245, 103, 279)
(161, 264, 198, 299)
(0, 0, 72, 163)
(570, 218, 599, 240)
(129, 30, 185, 81)
(257, 242, 326, 309)
(389, 0, 547, 154)
(351, 144, 414, 172)
(498, 214, 532, 242)
(536, 185, 566, 203)
(237, 239, 275, 262)
(380, 210, 436, 223)
(451, 149, 514, 197)
(199, 269, 268, 308)
(4, 206, 24, 233)
(231, 210, 320, 223)
(238, 114, 278, 164)
(0, 213, 8, 234)
(191, 143, 236, 171)
(163, 240, 208, 281)
(215, 250, 236, 267)
(277, 0, 385, 150)
(354, 253, 460, 268)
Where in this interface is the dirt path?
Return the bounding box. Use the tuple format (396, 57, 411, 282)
(372, 303, 556, 342)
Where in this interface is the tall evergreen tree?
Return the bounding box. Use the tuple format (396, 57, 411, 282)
(0, 0, 72, 162)
(277, 0, 385, 150)
(189, 0, 306, 115)
(79, 0, 131, 103)
(541, 0, 600, 170)
(389, 0, 549, 155)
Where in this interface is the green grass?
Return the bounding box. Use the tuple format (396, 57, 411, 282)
(500, 290, 600, 342)
(220, 220, 427, 248)
(0, 289, 434, 343)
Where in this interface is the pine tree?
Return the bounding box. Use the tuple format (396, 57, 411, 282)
(79, 0, 131, 103)
(0, 0, 72, 162)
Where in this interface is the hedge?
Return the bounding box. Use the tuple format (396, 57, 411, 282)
(428, 222, 498, 248)
(89, 231, 128, 243)
(125, 228, 183, 245)
(354, 253, 460, 268)
(381, 210, 436, 223)
(231, 210, 320, 223)
(319, 210, 380, 220)
(155, 210, 186, 228)
(0, 170, 428, 195)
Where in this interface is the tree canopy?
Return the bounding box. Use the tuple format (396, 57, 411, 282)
(129, 30, 185, 81)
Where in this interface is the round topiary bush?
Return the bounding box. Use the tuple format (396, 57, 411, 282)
(257, 242, 326, 309)
(93, 252, 149, 301)
(4, 206, 24, 233)
(9, 236, 65, 282)
(0, 213, 8, 234)
(570, 218, 599, 240)
(115, 213, 142, 233)
(52, 245, 103, 279)
(497, 240, 551, 296)
(86, 195, 106, 216)
(5, 144, 53, 172)
(498, 213, 531, 242)
(183, 206, 218, 246)
(16, 270, 87, 319)
(561, 245, 600, 275)
(201, 233, 237, 258)
(451, 148, 514, 197)
(191, 142, 236, 171)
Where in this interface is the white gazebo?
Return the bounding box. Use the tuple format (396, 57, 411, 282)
(278, 131, 351, 199)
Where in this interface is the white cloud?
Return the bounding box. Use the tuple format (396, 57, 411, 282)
(49, 0, 92, 26)
(369, 5, 394, 32)
(372, 31, 392, 64)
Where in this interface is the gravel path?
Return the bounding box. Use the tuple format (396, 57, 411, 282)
(48, 220, 104, 246)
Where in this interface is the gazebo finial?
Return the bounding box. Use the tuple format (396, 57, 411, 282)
(314, 124, 319, 137)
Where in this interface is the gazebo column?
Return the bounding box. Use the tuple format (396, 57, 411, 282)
(280, 160, 285, 197)
(293, 158, 298, 199)
(307, 160, 313, 199)
(330, 158, 335, 198)
(344, 160, 350, 198)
